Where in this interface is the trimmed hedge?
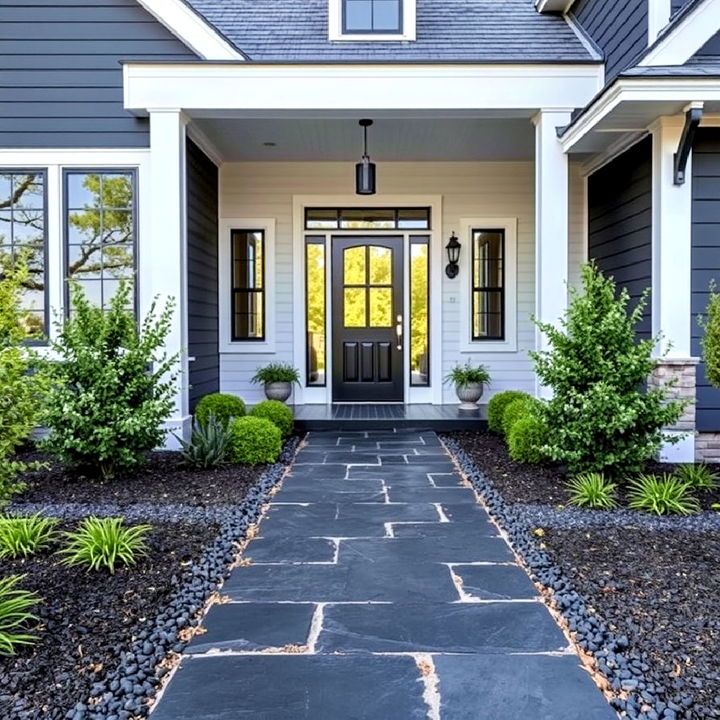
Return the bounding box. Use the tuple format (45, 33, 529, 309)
(249, 400, 293, 438)
(507, 415, 548, 464)
(486, 391, 532, 434)
(228, 416, 282, 465)
(195, 393, 246, 429)
(501, 397, 540, 437)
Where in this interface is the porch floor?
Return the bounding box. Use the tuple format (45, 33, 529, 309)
(293, 403, 488, 431)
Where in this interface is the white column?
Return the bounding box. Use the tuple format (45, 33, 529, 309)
(146, 109, 190, 447)
(650, 114, 696, 462)
(533, 110, 572, 398)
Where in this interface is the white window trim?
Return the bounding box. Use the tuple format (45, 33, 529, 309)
(458, 217, 518, 354)
(218, 218, 276, 354)
(328, 0, 416, 41)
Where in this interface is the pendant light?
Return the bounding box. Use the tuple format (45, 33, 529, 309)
(355, 119, 377, 195)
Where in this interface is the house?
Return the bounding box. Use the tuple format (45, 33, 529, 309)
(2, 0, 720, 462)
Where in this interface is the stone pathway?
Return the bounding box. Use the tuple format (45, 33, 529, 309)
(152, 430, 615, 719)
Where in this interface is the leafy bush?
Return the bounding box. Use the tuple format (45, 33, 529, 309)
(699, 281, 720, 388)
(195, 393, 246, 429)
(567, 473, 617, 510)
(675, 463, 719, 492)
(487, 390, 532, 434)
(502, 396, 541, 437)
(250, 400, 293, 437)
(59, 517, 151, 574)
(0, 514, 58, 559)
(531, 263, 685, 476)
(0, 575, 40, 655)
(0, 259, 47, 505)
(444, 362, 491, 387)
(627, 473, 700, 516)
(229, 416, 282, 465)
(507, 416, 548, 464)
(40, 281, 177, 480)
(251, 363, 301, 385)
(177, 416, 232, 469)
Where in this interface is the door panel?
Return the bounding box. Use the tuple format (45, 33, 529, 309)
(332, 236, 404, 402)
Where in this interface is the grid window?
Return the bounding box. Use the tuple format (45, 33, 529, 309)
(471, 229, 504, 341)
(65, 170, 136, 312)
(305, 207, 430, 231)
(232, 230, 265, 341)
(0, 170, 47, 339)
(343, 0, 402, 33)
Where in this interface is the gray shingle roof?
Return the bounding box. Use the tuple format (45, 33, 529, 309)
(184, 0, 595, 63)
(621, 63, 720, 77)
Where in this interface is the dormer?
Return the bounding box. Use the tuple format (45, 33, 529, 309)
(328, 0, 417, 42)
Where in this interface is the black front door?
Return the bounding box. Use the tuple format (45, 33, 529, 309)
(332, 236, 404, 402)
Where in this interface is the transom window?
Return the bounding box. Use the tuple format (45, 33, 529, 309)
(231, 230, 265, 341)
(471, 229, 505, 341)
(306, 207, 430, 231)
(343, 0, 403, 33)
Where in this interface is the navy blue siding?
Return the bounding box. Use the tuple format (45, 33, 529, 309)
(187, 139, 219, 409)
(692, 129, 720, 431)
(587, 137, 653, 338)
(694, 31, 720, 58)
(0, 0, 196, 148)
(571, 0, 648, 82)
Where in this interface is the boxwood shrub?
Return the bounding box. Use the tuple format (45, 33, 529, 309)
(507, 415, 548, 465)
(250, 400, 293, 437)
(195, 393, 246, 429)
(486, 391, 532, 434)
(229, 416, 282, 465)
(502, 396, 541, 437)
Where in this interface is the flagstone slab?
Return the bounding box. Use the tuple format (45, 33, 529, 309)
(244, 537, 337, 564)
(391, 520, 498, 539)
(452, 564, 538, 600)
(384, 485, 476, 503)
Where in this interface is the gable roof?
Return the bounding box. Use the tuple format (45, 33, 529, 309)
(183, 0, 595, 63)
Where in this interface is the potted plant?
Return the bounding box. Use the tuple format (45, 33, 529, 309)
(251, 362, 300, 403)
(444, 362, 491, 410)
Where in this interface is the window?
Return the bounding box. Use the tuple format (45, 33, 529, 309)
(471, 229, 504, 341)
(343, 0, 402, 33)
(410, 236, 429, 386)
(0, 170, 47, 339)
(232, 230, 265, 341)
(306, 237, 326, 386)
(305, 207, 430, 231)
(65, 170, 136, 312)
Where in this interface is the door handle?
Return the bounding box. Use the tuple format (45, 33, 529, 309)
(396, 314, 403, 351)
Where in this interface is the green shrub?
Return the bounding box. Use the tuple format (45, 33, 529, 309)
(699, 280, 720, 388)
(177, 416, 232, 469)
(229, 416, 282, 465)
(567, 473, 617, 510)
(0, 575, 40, 655)
(627, 473, 700, 516)
(40, 281, 177, 480)
(0, 258, 47, 505)
(502, 397, 540, 437)
(507, 415, 548, 464)
(59, 517, 151, 574)
(195, 393, 246, 429)
(250, 400, 293, 437)
(487, 391, 532, 434)
(531, 263, 686, 476)
(675, 463, 719, 492)
(0, 514, 58, 559)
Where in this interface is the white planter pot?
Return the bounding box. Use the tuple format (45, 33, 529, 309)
(456, 383, 484, 411)
(264, 382, 292, 402)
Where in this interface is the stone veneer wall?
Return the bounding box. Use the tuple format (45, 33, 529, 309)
(695, 433, 720, 462)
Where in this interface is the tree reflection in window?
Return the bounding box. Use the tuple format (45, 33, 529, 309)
(0, 171, 47, 339)
(65, 171, 135, 312)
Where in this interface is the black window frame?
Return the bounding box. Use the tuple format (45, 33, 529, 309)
(305, 207, 431, 231)
(342, 0, 403, 34)
(471, 228, 505, 342)
(62, 167, 139, 317)
(231, 228, 266, 342)
(0, 168, 49, 343)
(305, 236, 327, 387)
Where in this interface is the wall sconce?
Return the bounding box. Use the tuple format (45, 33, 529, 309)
(445, 232, 461, 279)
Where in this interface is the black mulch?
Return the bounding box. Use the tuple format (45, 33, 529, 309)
(0, 523, 218, 719)
(447, 431, 720, 510)
(545, 527, 720, 719)
(13, 451, 263, 507)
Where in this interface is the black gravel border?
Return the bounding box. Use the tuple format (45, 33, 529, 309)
(18, 436, 302, 720)
(442, 435, 671, 720)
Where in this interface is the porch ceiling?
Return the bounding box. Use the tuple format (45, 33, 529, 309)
(192, 116, 536, 162)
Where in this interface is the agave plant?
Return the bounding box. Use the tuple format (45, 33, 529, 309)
(177, 415, 232, 469)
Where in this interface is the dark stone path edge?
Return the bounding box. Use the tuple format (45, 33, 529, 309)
(77, 436, 303, 720)
(441, 436, 654, 720)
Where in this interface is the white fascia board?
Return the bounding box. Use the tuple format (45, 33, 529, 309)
(535, 0, 573, 13)
(124, 62, 603, 114)
(136, 0, 244, 60)
(561, 77, 720, 152)
(640, 0, 720, 66)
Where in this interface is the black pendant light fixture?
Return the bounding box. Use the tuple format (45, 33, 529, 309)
(355, 119, 377, 195)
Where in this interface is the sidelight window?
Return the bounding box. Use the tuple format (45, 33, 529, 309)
(306, 237, 326, 386)
(410, 236, 429, 386)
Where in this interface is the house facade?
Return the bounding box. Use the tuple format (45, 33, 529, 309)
(2, 0, 720, 461)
